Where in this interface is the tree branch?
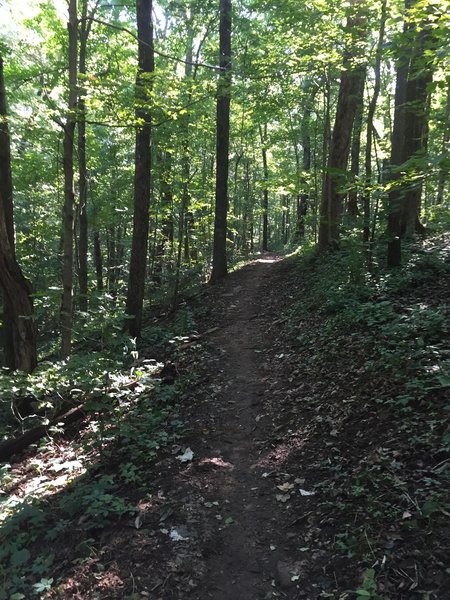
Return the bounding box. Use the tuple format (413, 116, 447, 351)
(84, 17, 222, 72)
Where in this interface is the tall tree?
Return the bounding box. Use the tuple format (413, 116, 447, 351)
(362, 0, 386, 243)
(125, 0, 154, 336)
(318, 2, 367, 250)
(387, 0, 435, 266)
(259, 123, 269, 251)
(436, 81, 450, 205)
(210, 0, 232, 282)
(297, 82, 319, 239)
(61, 0, 78, 358)
(77, 0, 100, 312)
(0, 55, 37, 373)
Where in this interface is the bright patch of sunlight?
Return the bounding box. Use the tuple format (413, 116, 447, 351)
(256, 258, 279, 264)
(0, 448, 87, 523)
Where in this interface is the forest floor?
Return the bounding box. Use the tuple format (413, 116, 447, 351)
(1, 242, 449, 599)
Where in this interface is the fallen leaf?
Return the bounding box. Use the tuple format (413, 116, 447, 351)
(276, 494, 291, 503)
(277, 482, 294, 492)
(299, 489, 315, 496)
(169, 528, 189, 542)
(176, 448, 194, 463)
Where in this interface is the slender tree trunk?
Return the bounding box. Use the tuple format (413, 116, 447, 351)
(318, 6, 367, 250)
(259, 123, 269, 251)
(362, 0, 386, 243)
(153, 150, 174, 284)
(77, 0, 99, 311)
(125, 0, 154, 336)
(93, 230, 103, 291)
(242, 158, 251, 252)
(297, 88, 315, 238)
(0, 56, 37, 373)
(347, 76, 365, 219)
(284, 195, 290, 244)
(437, 82, 450, 205)
(107, 226, 117, 296)
(210, 0, 231, 282)
(61, 0, 78, 358)
(319, 76, 331, 243)
(386, 7, 411, 267)
(173, 14, 195, 306)
(77, 1, 88, 311)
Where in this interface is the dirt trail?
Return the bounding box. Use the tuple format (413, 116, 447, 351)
(196, 256, 283, 599)
(159, 253, 297, 600)
(100, 255, 303, 599)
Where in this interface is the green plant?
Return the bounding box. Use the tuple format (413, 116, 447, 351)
(355, 568, 382, 599)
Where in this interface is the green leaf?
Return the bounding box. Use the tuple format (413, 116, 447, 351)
(355, 591, 371, 597)
(437, 375, 450, 388)
(10, 548, 30, 567)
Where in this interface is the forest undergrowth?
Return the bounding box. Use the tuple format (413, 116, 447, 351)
(0, 235, 449, 599)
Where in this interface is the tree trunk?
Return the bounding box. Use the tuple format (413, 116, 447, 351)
(259, 123, 269, 251)
(386, 3, 411, 267)
(319, 77, 331, 243)
(0, 59, 14, 248)
(347, 75, 365, 219)
(400, 28, 433, 238)
(210, 0, 232, 282)
(362, 0, 386, 243)
(93, 230, 103, 291)
(77, 0, 99, 312)
(124, 0, 154, 336)
(387, 1, 434, 266)
(436, 82, 450, 205)
(107, 227, 117, 295)
(318, 7, 367, 251)
(61, 0, 78, 358)
(297, 86, 316, 239)
(0, 55, 37, 374)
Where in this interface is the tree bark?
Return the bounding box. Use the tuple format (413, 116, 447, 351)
(362, 0, 386, 243)
(61, 0, 78, 358)
(297, 84, 317, 239)
(347, 75, 365, 219)
(210, 0, 232, 282)
(386, 7, 411, 267)
(318, 6, 367, 251)
(0, 56, 37, 373)
(0, 59, 14, 248)
(77, 0, 99, 311)
(259, 123, 269, 251)
(436, 82, 450, 205)
(387, 1, 434, 266)
(400, 27, 433, 238)
(125, 0, 154, 336)
(93, 230, 103, 291)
